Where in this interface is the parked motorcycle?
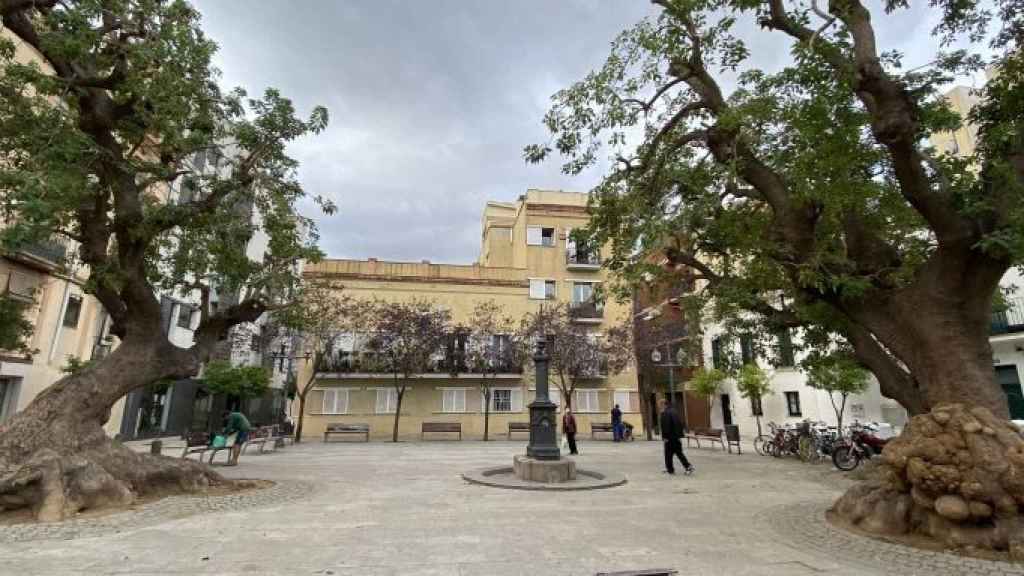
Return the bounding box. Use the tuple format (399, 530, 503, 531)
(831, 424, 890, 471)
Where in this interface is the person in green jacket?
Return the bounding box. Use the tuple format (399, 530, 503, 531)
(222, 410, 251, 466)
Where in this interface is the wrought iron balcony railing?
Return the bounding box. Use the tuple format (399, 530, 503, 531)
(13, 237, 69, 270)
(566, 250, 601, 268)
(569, 300, 604, 321)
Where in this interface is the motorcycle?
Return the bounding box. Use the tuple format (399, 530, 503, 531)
(831, 424, 890, 471)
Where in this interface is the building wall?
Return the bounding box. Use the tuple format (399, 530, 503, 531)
(296, 190, 641, 440)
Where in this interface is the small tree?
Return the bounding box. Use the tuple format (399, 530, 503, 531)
(520, 303, 632, 411)
(458, 301, 525, 441)
(201, 360, 270, 401)
(735, 364, 771, 436)
(365, 299, 451, 442)
(275, 282, 361, 443)
(805, 355, 870, 433)
(688, 367, 726, 420)
(0, 295, 33, 355)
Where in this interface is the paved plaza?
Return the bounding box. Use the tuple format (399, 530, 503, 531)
(0, 440, 1021, 576)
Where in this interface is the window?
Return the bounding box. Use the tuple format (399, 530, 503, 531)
(711, 337, 724, 369)
(322, 388, 349, 415)
(613, 390, 632, 412)
(575, 389, 600, 413)
(529, 279, 556, 300)
(750, 395, 763, 416)
(375, 388, 398, 414)
(740, 334, 755, 365)
(485, 388, 522, 413)
(785, 391, 802, 417)
(493, 389, 512, 412)
(177, 305, 193, 329)
(442, 389, 466, 413)
(63, 294, 82, 328)
(775, 329, 795, 367)
(572, 282, 595, 304)
(526, 226, 556, 247)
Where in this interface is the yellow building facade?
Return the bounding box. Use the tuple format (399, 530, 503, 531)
(295, 189, 642, 440)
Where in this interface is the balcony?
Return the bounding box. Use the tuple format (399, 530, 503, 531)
(992, 298, 1024, 336)
(566, 250, 601, 270)
(577, 356, 609, 379)
(569, 300, 604, 323)
(10, 237, 69, 272)
(314, 351, 523, 378)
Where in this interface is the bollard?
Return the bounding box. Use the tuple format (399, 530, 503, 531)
(150, 439, 162, 455)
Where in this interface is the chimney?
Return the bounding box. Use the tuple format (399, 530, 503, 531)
(421, 259, 431, 265)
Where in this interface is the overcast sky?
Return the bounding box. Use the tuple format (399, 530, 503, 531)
(193, 1, 976, 264)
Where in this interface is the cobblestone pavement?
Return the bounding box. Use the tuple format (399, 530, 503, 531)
(0, 440, 1019, 575)
(758, 500, 1024, 576)
(0, 478, 315, 543)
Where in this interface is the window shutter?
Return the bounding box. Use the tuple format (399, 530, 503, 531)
(614, 391, 630, 412)
(529, 279, 546, 300)
(338, 389, 349, 414)
(456, 389, 465, 412)
(376, 389, 387, 413)
(629, 392, 640, 413)
(511, 388, 523, 412)
(565, 227, 575, 252)
(526, 227, 542, 246)
(323, 389, 335, 414)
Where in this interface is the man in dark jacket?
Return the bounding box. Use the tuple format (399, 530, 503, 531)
(611, 404, 624, 442)
(659, 400, 694, 475)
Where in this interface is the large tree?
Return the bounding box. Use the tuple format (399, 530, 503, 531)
(363, 298, 451, 442)
(0, 1, 330, 520)
(529, 0, 1023, 551)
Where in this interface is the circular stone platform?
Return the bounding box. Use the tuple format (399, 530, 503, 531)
(462, 465, 626, 491)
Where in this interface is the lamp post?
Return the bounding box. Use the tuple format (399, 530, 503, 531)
(651, 343, 689, 430)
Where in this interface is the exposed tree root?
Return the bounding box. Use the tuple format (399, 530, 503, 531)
(831, 404, 1024, 560)
(0, 440, 226, 522)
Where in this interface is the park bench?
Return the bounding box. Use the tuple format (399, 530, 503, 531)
(270, 424, 293, 448)
(421, 421, 462, 440)
(685, 427, 726, 451)
(324, 423, 370, 442)
(590, 422, 614, 439)
(180, 431, 211, 461)
(242, 426, 274, 454)
(595, 570, 678, 576)
(725, 425, 742, 454)
(507, 422, 530, 439)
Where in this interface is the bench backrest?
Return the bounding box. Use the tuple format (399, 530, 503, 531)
(422, 422, 461, 432)
(696, 428, 723, 436)
(185, 431, 210, 447)
(592, 422, 613, 429)
(509, 422, 530, 430)
(327, 423, 369, 432)
(725, 425, 740, 442)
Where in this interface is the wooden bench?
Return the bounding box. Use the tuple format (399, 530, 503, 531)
(507, 422, 529, 439)
(685, 427, 726, 451)
(324, 423, 370, 442)
(590, 422, 614, 439)
(181, 431, 211, 461)
(270, 424, 293, 448)
(421, 422, 461, 440)
(242, 426, 273, 454)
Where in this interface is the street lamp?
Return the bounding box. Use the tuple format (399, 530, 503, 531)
(651, 343, 689, 430)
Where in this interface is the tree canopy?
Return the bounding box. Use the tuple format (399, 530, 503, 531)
(200, 360, 270, 400)
(528, 0, 1023, 416)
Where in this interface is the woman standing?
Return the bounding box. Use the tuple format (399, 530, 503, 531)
(562, 407, 579, 455)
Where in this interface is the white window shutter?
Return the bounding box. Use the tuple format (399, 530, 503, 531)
(338, 390, 349, 414)
(529, 279, 546, 300)
(526, 227, 542, 245)
(565, 227, 575, 252)
(481, 390, 489, 412)
(323, 389, 335, 414)
(456, 389, 466, 412)
(376, 389, 387, 413)
(511, 389, 523, 412)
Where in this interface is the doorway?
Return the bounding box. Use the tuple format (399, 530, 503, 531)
(996, 365, 1024, 420)
(721, 393, 733, 426)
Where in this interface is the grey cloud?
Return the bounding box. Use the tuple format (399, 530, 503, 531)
(194, 1, 973, 264)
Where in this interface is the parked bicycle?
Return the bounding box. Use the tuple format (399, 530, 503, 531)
(831, 423, 890, 471)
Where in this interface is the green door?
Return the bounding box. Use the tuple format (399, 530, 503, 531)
(996, 365, 1024, 420)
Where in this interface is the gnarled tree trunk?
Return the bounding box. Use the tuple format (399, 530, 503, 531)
(0, 339, 226, 522)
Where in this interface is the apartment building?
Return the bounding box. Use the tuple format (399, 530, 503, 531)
(295, 189, 642, 440)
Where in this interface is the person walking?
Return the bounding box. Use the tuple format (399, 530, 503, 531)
(222, 410, 251, 466)
(611, 403, 624, 442)
(659, 399, 694, 475)
(562, 407, 579, 455)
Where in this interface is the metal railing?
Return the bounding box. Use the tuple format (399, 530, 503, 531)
(315, 351, 523, 375)
(569, 300, 604, 320)
(992, 298, 1024, 335)
(16, 237, 69, 267)
(566, 250, 601, 267)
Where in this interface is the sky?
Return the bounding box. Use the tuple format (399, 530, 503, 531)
(193, 1, 975, 264)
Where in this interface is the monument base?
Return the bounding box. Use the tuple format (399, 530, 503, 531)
(512, 454, 576, 483)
